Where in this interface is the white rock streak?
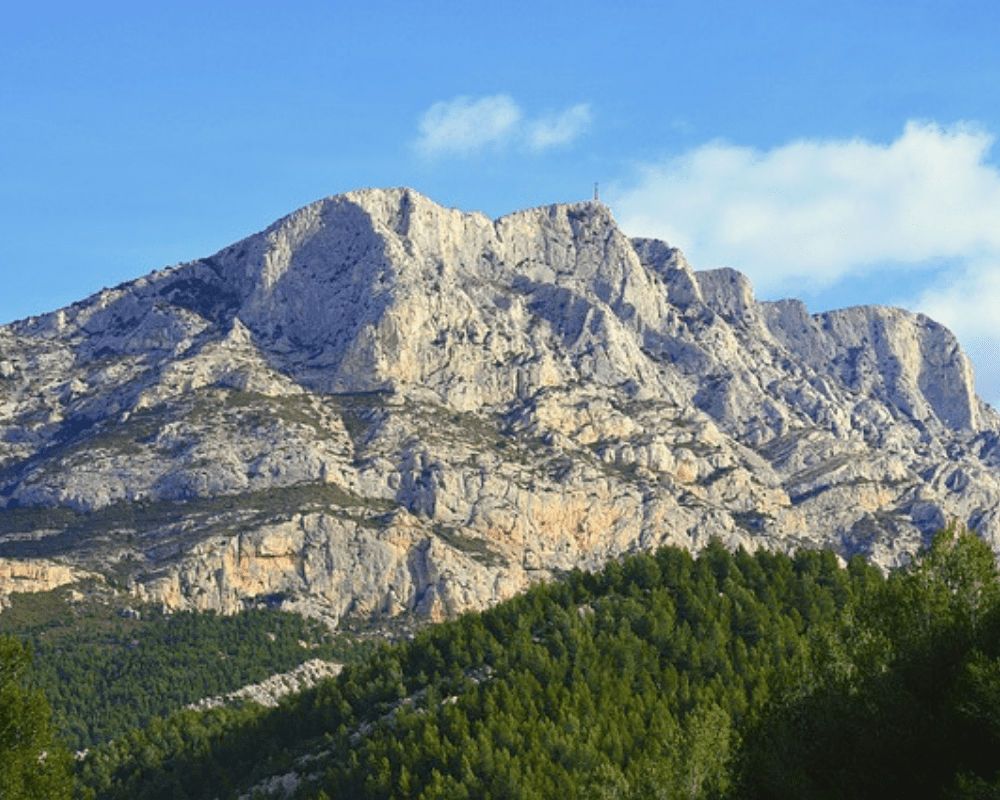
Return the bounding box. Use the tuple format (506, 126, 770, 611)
(187, 659, 343, 710)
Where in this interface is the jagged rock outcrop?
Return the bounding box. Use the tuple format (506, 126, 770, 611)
(1, 188, 998, 624)
(0, 558, 94, 607)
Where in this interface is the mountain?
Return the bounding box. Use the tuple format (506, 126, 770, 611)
(1, 187, 998, 625)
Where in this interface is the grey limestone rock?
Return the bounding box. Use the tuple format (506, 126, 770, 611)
(1, 188, 998, 624)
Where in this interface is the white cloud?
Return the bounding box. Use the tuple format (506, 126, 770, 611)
(414, 95, 522, 159)
(414, 95, 590, 159)
(526, 104, 592, 151)
(614, 121, 1000, 295)
(613, 121, 1000, 408)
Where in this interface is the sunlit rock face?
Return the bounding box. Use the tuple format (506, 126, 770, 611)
(1, 188, 998, 623)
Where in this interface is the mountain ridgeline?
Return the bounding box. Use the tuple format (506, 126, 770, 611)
(0, 188, 998, 624)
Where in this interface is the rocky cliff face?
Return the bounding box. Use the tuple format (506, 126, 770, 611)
(1, 188, 998, 624)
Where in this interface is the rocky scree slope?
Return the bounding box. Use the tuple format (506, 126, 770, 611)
(0, 188, 998, 623)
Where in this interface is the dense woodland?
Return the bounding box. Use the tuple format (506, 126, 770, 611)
(0, 588, 380, 753)
(5, 523, 1000, 798)
(23, 607, 376, 752)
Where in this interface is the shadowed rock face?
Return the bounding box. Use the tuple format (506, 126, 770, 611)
(0, 188, 997, 624)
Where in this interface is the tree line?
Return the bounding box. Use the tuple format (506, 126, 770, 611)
(7, 522, 1000, 798)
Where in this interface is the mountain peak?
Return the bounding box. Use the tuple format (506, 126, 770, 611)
(1, 189, 998, 622)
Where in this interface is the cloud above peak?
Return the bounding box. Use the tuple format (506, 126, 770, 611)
(614, 121, 1000, 293)
(526, 104, 592, 151)
(414, 95, 590, 159)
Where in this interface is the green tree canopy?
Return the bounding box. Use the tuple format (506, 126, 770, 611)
(0, 635, 71, 800)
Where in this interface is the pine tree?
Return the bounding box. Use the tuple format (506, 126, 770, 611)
(0, 636, 72, 800)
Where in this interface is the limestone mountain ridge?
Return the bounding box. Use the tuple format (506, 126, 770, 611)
(1, 187, 998, 623)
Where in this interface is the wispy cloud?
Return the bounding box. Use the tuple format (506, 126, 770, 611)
(613, 121, 1000, 406)
(414, 95, 590, 159)
(414, 95, 522, 159)
(526, 104, 592, 151)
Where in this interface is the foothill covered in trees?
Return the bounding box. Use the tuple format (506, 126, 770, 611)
(4, 523, 1000, 798)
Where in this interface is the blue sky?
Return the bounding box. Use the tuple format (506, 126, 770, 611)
(3, 0, 999, 407)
